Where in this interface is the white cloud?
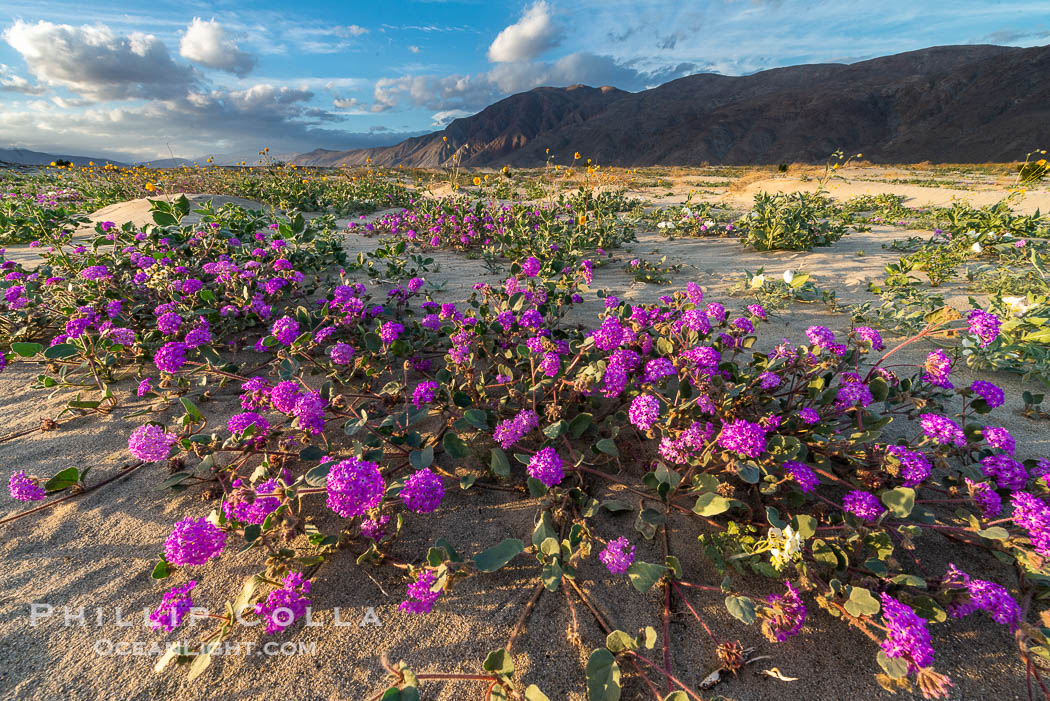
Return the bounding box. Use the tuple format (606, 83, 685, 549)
(0, 63, 44, 94)
(488, 1, 562, 62)
(370, 52, 695, 113)
(3, 20, 195, 101)
(0, 83, 361, 159)
(431, 109, 472, 126)
(409, 45, 421, 54)
(179, 18, 255, 76)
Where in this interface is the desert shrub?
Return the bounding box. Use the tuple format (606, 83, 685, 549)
(355, 195, 634, 275)
(736, 192, 847, 251)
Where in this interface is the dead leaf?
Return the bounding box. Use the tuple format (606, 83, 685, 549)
(762, 667, 798, 682)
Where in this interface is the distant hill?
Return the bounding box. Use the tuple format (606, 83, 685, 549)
(293, 44, 1050, 167)
(0, 147, 128, 167)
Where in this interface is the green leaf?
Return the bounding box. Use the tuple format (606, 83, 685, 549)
(793, 514, 817, 540)
(585, 649, 621, 701)
(474, 538, 525, 572)
(605, 630, 637, 654)
(179, 397, 204, 423)
(187, 643, 215, 681)
(725, 595, 757, 625)
(526, 477, 548, 497)
(464, 409, 489, 430)
(844, 587, 881, 617)
(532, 511, 557, 549)
(410, 446, 435, 470)
(542, 559, 564, 591)
(626, 561, 666, 592)
(233, 574, 260, 615)
(595, 438, 618, 456)
(151, 559, 171, 579)
(298, 445, 325, 461)
(524, 686, 550, 701)
(443, 432, 469, 460)
(876, 651, 909, 679)
(881, 487, 915, 518)
(569, 412, 593, 438)
(490, 448, 511, 478)
(601, 499, 633, 513)
(434, 537, 462, 562)
(44, 467, 80, 492)
(152, 210, 178, 226)
(979, 526, 1009, 540)
(483, 648, 515, 676)
(43, 343, 78, 359)
(663, 694, 689, 701)
(305, 460, 334, 487)
(693, 492, 731, 516)
(10, 342, 43, 357)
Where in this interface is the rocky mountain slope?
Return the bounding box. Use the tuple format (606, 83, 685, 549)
(293, 44, 1050, 167)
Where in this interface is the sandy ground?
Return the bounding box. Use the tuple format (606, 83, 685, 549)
(1, 173, 1047, 700)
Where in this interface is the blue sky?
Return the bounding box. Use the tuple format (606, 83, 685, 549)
(0, 0, 1048, 161)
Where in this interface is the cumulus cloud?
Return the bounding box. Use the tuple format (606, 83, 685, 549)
(0, 83, 391, 160)
(488, 1, 562, 62)
(370, 52, 696, 114)
(3, 20, 194, 100)
(179, 18, 256, 76)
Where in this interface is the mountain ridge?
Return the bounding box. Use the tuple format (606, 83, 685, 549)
(292, 44, 1050, 167)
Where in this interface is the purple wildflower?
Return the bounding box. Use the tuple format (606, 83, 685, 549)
(493, 409, 539, 449)
(805, 325, 835, 350)
(920, 414, 967, 448)
(783, 461, 819, 493)
(399, 569, 441, 614)
(979, 455, 1027, 491)
(886, 446, 932, 487)
(855, 326, 884, 350)
(128, 424, 177, 462)
(153, 341, 187, 374)
(842, 490, 885, 523)
(272, 316, 299, 345)
(922, 350, 953, 389)
(880, 593, 935, 672)
(717, 419, 767, 458)
(967, 309, 1000, 347)
(149, 581, 196, 632)
(969, 381, 1004, 409)
(629, 394, 661, 431)
(326, 457, 385, 518)
(599, 537, 635, 575)
(330, 342, 355, 365)
(9, 470, 46, 501)
(163, 517, 226, 566)
(527, 446, 564, 488)
(798, 407, 820, 425)
(983, 426, 1015, 454)
(401, 468, 444, 513)
(966, 479, 1001, 518)
(254, 571, 312, 634)
(762, 582, 807, 642)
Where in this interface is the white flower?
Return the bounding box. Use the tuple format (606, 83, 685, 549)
(970, 241, 983, 253)
(782, 270, 795, 284)
(768, 525, 801, 566)
(681, 207, 692, 217)
(656, 220, 675, 230)
(749, 274, 765, 289)
(1002, 296, 1029, 315)
(703, 220, 716, 229)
